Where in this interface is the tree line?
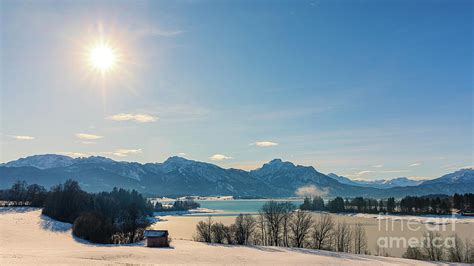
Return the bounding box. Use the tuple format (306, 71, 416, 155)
(403, 231, 474, 263)
(194, 201, 368, 254)
(0, 180, 154, 244)
(300, 194, 474, 215)
(0, 181, 48, 207)
(154, 199, 200, 212)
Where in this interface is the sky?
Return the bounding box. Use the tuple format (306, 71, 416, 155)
(0, 0, 472, 180)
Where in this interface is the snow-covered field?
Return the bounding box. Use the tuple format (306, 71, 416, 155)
(0, 208, 443, 265)
(344, 213, 474, 225)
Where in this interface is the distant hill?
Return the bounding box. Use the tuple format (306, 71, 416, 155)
(342, 168, 474, 198)
(1, 154, 472, 198)
(327, 173, 422, 189)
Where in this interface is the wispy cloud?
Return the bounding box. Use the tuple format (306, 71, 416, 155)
(379, 170, 410, 174)
(178, 152, 186, 156)
(348, 169, 410, 178)
(110, 149, 143, 157)
(356, 170, 373, 175)
(137, 27, 183, 37)
(11, 135, 35, 140)
(209, 154, 232, 161)
(252, 141, 279, 147)
(226, 161, 267, 171)
(75, 133, 103, 140)
(372, 164, 383, 168)
(58, 152, 89, 158)
(442, 164, 470, 171)
(409, 162, 422, 167)
(409, 176, 433, 181)
(80, 141, 97, 145)
(107, 113, 158, 123)
(58, 149, 143, 158)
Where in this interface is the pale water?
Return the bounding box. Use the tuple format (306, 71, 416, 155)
(194, 199, 304, 215)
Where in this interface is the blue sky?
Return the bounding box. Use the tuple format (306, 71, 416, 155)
(1, 0, 472, 180)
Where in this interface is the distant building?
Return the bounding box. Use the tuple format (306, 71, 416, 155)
(145, 230, 169, 247)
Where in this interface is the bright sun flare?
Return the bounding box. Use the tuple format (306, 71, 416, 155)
(89, 44, 117, 71)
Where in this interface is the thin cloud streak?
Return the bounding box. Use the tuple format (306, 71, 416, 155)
(137, 27, 183, 37)
(11, 135, 35, 140)
(107, 113, 158, 123)
(58, 152, 89, 158)
(210, 154, 232, 161)
(110, 149, 143, 157)
(252, 141, 279, 147)
(347, 169, 411, 178)
(75, 133, 103, 140)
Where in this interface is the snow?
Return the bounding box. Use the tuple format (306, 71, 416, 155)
(180, 195, 234, 201)
(0, 208, 441, 265)
(153, 208, 218, 216)
(4, 154, 74, 169)
(343, 213, 474, 225)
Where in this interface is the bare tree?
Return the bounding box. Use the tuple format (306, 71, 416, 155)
(448, 234, 464, 262)
(256, 212, 267, 246)
(234, 214, 256, 245)
(281, 202, 295, 247)
(261, 201, 287, 246)
(234, 214, 245, 244)
(195, 216, 213, 243)
(289, 210, 313, 248)
(223, 224, 235, 244)
(311, 213, 334, 250)
(243, 214, 256, 245)
(422, 230, 444, 261)
(211, 222, 226, 244)
(334, 221, 352, 252)
(465, 238, 474, 263)
(352, 223, 367, 254)
(10, 181, 28, 206)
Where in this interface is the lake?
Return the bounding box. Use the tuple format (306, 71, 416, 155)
(152, 199, 474, 258)
(194, 199, 304, 214)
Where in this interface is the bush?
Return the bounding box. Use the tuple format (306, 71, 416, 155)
(403, 246, 424, 260)
(73, 212, 114, 244)
(195, 216, 213, 243)
(211, 222, 226, 243)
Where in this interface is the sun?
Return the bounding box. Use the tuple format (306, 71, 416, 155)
(88, 43, 117, 72)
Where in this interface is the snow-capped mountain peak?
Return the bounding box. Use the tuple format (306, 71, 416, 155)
(3, 154, 75, 169)
(327, 173, 422, 189)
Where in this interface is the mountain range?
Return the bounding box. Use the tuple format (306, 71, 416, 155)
(326, 173, 422, 189)
(1, 154, 473, 198)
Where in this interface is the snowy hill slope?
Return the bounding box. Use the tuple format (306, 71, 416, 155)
(0, 209, 437, 265)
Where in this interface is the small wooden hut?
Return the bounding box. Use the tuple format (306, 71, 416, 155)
(144, 230, 169, 247)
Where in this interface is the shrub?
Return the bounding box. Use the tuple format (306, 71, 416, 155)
(73, 212, 114, 244)
(195, 216, 213, 243)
